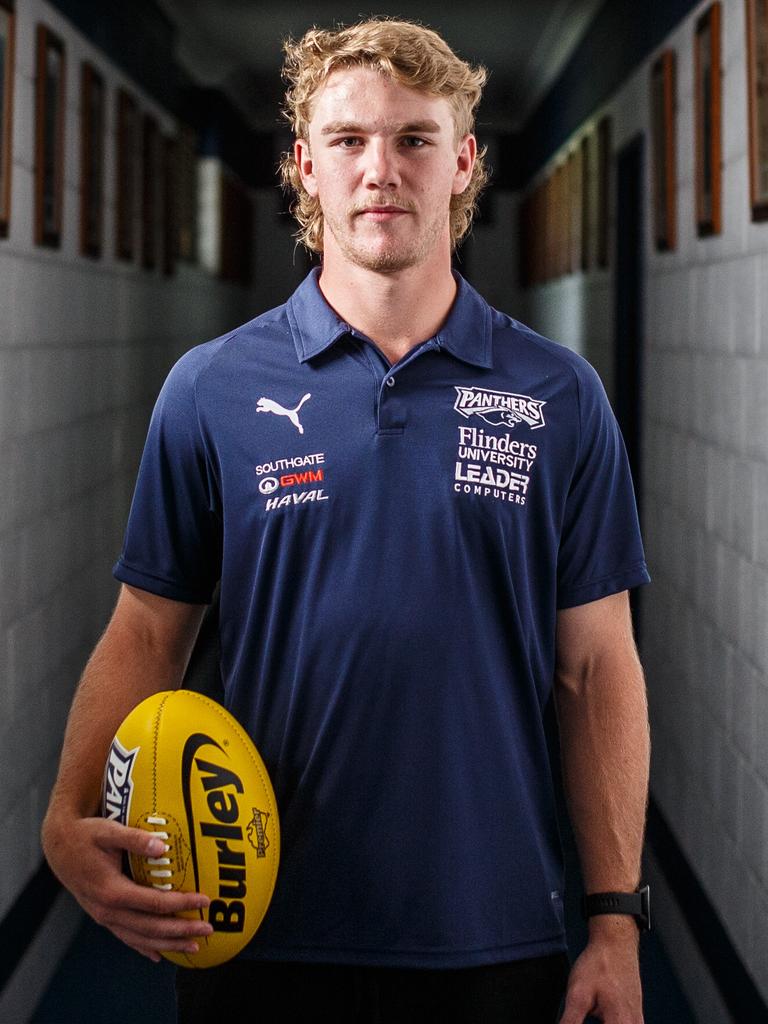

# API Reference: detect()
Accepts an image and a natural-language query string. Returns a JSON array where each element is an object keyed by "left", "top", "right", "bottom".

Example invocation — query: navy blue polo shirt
[{"left": 114, "top": 268, "right": 650, "bottom": 968}]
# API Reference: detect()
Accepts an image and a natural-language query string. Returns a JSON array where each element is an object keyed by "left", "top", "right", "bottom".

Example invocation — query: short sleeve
[
  {"left": 113, "top": 352, "right": 222, "bottom": 604},
  {"left": 556, "top": 361, "right": 650, "bottom": 609}
]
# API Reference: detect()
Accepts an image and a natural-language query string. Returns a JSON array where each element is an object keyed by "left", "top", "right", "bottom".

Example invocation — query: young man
[{"left": 42, "top": 19, "right": 651, "bottom": 1024}]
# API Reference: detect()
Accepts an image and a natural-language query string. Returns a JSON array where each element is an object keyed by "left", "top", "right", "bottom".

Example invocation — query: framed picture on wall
[
  {"left": 580, "top": 133, "right": 592, "bottom": 271},
  {"left": 695, "top": 2, "right": 722, "bottom": 236},
  {"left": 0, "top": 0, "right": 15, "bottom": 238},
  {"left": 162, "top": 134, "right": 176, "bottom": 276},
  {"left": 651, "top": 50, "right": 677, "bottom": 250},
  {"left": 80, "top": 61, "right": 104, "bottom": 258},
  {"left": 746, "top": 0, "right": 768, "bottom": 220},
  {"left": 555, "top": 162, "right": 566, "bottom": 278},
  {"left": 177, "top": 124, "right": 197, "bottom": 261},
  {"left": 116, "top": 88, "right": 137, "bottom": 260},
  {"left": 596, "top": 115, "right": 611, "bottom": 267},
  {"left": 568, "top": 147, "right": 582, "bottom": 273},
  {"left": 141, "top": 112, "right": 158, "bottom": 269},
  {"left": 34, "top": 24, "right": 65, "bottom": 247}
]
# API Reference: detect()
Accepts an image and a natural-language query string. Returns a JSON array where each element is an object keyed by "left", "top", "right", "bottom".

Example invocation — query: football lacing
[{"left": 146, "top": 815, "right": 173, "bottom": 889}]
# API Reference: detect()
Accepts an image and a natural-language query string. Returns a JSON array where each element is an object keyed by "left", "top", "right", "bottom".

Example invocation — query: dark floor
[{"left": 30, "top": 901, "right": 695, "bottom": 1024}]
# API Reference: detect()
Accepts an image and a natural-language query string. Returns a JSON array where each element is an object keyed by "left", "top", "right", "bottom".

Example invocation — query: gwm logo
[{"left": 453, "top": 386, "right": 546, "bottom": 430}]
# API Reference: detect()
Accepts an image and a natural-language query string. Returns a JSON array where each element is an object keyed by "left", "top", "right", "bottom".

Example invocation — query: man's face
[{"left": 295, "top": 66, "right": 476, "bottom": 273}]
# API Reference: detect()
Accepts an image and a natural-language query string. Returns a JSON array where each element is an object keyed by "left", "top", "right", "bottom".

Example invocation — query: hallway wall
[
  {"left": 519, "top": 0, "right": 768, "bottom": 1019},
  {"left": 0, "top": 2, "right": 303, "bottom": 1017}
]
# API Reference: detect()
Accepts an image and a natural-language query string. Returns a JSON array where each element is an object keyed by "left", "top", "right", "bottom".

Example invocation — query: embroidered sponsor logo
[
  {"left": 256, "top": 393, "right": 311, "bottom": 434},
  {"left": 453, "top": 425, "right": 541, "bottom": 507},
  {"left": 258, "top": 477, "right": 279, "bottom": 494},
  {"left": 453, "top": 386, "right": 546, "bottom": 430},
  {"left": 255, "top": 453, "right": 325, "bottom": 476},
  {"left": 265, "top": 488, "right": 329, "bottom": 512},
  {"left": 280, "top": 469, "right": 323, "bottom": 487}
]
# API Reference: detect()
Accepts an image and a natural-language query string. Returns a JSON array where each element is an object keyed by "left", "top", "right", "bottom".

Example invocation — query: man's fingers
[
  {"left": 92, "top": 817, "right": 170, "bottom": 859},
  {"left": 100, "top": 871, "right": 210, "bottom": 917},
  {"left": 112, "top": 923, "right": 205, "bottom": 957},
  {"left": 98, "top": 900, "right": 214, "bottom": 938},
  {"left": 559, "top": 985, "right": 594, "bottom": 1024}
]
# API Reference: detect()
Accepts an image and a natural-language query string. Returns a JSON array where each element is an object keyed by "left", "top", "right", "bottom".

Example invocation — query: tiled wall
[
  {"left": 0, "top": 2, "right": 303, "bottom": 1017},
  {"left": 520, "top": 0, "right": 768, "bottom": 1018}
]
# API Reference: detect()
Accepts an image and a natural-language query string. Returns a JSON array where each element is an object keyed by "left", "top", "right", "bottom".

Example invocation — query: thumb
[{"left": 95, "top": 819, "right": 167, "bottom": 859}]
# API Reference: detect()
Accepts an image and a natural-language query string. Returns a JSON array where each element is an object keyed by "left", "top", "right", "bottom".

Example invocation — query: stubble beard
[{"left": 323, "top": 201, "right": 449, "bottom": 274}]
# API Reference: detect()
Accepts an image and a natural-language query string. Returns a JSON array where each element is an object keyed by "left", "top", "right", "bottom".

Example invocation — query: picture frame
[
  {"left": 177, "top": 124, "right": 197, "bottom": 261},
  {"left": 115, "top": 88, "right": 137, "bottom": 260},
  {"left": 580, "top": 133, "right": 592, "bottom": 271},
  {"left": 80, "top": 61, "right": 104, "bottom": 258},
  {"left": 0, "top": 0, "right": 15, "bottom": 238},
  {"left": 559, "top": 159, "right": 570, "bottom": 277},
  {"left": 746, "top": 0, "right": 768, "bottom": 220},
  {"left": 548, "top": 172, "right": 561, "bottom": 282},
  {"left": 34, "top": 23, "right": 65, "bottom": 247},
  {"left": 162, "top": 133, "right": 176, "bottom": 276},
  {"left": 141, "top": 112, "right": 158, "bottom": 269},
  {"left": 596, "top": 115, "right": 611, "bottom": 267},
  {"left": 651, "top": 50, "right": 677, "bottom": 251},
  {"left": 694, "top": 2, "right": 722, "bottom": 236},
  {"left": 568, "top": 147, "right": 582, "bottom": 273}
]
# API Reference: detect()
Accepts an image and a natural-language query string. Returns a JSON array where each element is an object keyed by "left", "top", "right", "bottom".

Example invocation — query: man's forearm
[
  {"left": 44, "top": 585, "right": 206, "bottom": 829},
  {"left": 554, "top": 641, "right": 650, "bottom": 901}
]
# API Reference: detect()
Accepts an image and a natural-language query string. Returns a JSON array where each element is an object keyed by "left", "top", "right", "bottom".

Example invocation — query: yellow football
[{"left": 102, "top": 689, "right": 280, "bottom": 968}]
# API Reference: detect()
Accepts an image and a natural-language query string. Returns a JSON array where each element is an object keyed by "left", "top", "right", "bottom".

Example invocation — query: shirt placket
[{"left": 350, "top": 333, "right": 440, "bottom": 435}]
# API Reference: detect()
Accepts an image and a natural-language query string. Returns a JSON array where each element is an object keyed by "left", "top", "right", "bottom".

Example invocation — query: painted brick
[
  {"left": 715, "top": 833, "right": 756, "bottom": 974},
  {"left": 747, "top": 886, "right": 768, "bottom": 999},
  {"left": 718, "top": 741, "right": 743, "bottom": 843},
  {"left": 754, "top": 678, "right": 768, "bottom": 786},
  {"left": 729, "top": 650, "right": 759, "bottom": 761},
  {"left": 757, "top": 252, "right": 768, "bottom": 352},
  {"left": 741, "top": 768, "right": 768, "bottom": 886},
  {"left": 742, "top": 358, "right": 768, "bottom": 462}
]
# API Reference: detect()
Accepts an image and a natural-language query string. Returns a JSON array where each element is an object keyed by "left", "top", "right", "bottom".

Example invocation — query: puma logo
[{"left": 256, "top": 393, "right": 311, "bottom": 434}]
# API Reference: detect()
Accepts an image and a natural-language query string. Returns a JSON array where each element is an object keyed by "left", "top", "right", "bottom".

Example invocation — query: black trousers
[{"left": 175, "top": 952, "right": 570, "bottom": 1024}]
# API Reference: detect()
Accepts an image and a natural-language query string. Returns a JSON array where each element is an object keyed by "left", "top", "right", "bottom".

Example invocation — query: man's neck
[{"left": 317, "top": 256, "right": 458, "bottom": 366}]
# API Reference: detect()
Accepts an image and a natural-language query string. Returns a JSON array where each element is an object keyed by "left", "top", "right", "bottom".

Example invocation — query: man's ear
[
  {"left": 452, "top": 134, "right": 477, "bottom": 196},
  {"left": 295, "top": 139, "right": 318, "bottom": 197}
]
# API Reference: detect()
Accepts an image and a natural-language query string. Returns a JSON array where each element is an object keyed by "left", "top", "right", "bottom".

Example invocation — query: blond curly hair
[{"left": 279, "top": 19, "right": 489, "bottom": 253}]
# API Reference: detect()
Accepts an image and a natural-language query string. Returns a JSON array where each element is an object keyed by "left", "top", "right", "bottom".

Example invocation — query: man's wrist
[{"left": 587, "top": 912, "right": 641, "bottom": 946}]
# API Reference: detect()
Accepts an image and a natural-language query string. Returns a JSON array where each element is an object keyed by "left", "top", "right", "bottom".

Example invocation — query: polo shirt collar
[{"left": 287, "top": 267, "right": 494, "bottom": 369}]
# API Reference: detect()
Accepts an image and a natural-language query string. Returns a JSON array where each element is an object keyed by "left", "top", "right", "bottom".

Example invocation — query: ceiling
[{"left": 155, "top": 0, "right": 605, "bottom": 136}]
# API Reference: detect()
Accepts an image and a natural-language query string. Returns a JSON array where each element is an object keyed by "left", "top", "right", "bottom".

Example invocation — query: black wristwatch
[{"left": 581, "top": 884, "right": 651, "bottom": 931}]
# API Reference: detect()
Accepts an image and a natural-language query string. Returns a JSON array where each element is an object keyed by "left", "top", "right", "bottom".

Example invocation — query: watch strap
[{"left": 581, "top": 884, "right": 650, "bottom": 930}]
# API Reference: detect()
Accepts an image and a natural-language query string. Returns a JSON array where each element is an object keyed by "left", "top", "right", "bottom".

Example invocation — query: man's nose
[{"left": 362, "top": 139, "right": 402, "bottom": 189}]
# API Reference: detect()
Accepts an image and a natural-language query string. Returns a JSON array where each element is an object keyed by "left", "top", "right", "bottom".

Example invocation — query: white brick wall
[
  {"left": 0, "top": 3, "right": 305, "bottom": 1017},
  {"left": 519, "top": 0, "right": 768, "bottom": 1017}
]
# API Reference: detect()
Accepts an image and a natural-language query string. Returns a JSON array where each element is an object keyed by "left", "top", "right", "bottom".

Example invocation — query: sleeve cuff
[
  {"left": 556, "top": 561, "right": 651, "bottom": 610},
  {"left": 112, "top": 559, "right": 217, "bottom": 605}
]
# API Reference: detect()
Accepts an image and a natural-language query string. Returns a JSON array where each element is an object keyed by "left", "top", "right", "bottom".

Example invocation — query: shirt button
[{"left": 386, "top": 376, "right": 396, "bottom": 387}]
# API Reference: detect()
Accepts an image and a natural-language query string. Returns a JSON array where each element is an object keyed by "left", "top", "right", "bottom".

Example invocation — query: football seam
[{"left": 151, "top": 694, "right": 169, "bottom": 813}]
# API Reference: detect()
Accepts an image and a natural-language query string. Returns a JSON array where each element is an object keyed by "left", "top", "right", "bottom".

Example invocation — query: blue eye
[{"left": 401, "top": 136, "right": 427, "bottom": 147}]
